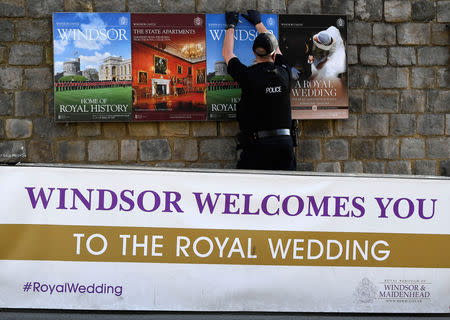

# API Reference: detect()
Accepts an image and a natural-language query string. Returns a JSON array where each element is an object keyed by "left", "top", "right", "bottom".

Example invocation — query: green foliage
[{"left": 58, "top": 75, "right": 88, "bottom": 82}]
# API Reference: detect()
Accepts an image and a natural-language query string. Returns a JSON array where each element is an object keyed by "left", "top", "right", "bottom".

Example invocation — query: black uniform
[{"left": 228, "top": 54, "right": 296, "bottom": 170}]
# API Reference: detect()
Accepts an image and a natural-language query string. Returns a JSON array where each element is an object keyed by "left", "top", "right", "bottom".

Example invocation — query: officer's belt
[{"left": 256, "top": 128, "right": 291, "bottom": 138}]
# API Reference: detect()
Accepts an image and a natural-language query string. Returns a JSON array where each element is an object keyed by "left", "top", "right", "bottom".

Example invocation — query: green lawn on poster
[
  {"left": 207, "top": 88, "right": 241, "bottom": 104},
  {"left": 55, "top": 87, "right": 131, "bottom": 107}
]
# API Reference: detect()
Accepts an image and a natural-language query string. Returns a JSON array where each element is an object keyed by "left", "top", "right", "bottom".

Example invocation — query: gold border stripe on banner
[{"left": 0, "top": 225, "right": 448, "bottom": 268}]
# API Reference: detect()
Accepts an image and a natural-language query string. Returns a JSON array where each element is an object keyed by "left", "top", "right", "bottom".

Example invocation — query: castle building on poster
[{"left": 99, "top": 56, "right": 132, "bottom": 81}]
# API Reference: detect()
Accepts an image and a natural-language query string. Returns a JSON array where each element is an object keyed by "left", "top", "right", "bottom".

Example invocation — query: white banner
[{"left": 0, "top": 165, "right": 449, "bottom": 312}]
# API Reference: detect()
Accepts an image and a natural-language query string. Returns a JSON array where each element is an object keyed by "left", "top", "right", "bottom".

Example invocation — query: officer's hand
[
  {"left": 291, "top": 67, "right": 300, "bottom": 80},
  {"left": 242, "top": 10, "right": 261, "bottom": 26},
  {"left": 225, "top": 11, "right": 239, "bottom": 29}
]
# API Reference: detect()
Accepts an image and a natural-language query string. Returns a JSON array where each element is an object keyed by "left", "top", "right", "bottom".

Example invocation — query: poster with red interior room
[{"left": 131, "top": 13, "right": 207, "bottom": 121}]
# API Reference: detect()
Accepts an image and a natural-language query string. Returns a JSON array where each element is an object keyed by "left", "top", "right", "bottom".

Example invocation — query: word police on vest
[{"left": 266, "top": 86, "right": 282, "bottom": 94}]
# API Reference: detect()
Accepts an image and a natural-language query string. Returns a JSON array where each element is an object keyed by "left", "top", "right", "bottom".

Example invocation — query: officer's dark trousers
[{"left": 237, "top": 135, "right": 296, "bottom": 171}]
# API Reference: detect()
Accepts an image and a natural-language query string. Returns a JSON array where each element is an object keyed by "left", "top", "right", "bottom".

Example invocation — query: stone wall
[{"left": 0, "top": 0, "right": 448, "bottom": 175}]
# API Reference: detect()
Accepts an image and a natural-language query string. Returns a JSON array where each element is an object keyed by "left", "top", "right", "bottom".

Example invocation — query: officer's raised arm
[
  {"left": 222, "top": 12, "right": 239, "bottom": 65},
  {"left": 242, "top": 10, "right": 282, "bottom": 55}
]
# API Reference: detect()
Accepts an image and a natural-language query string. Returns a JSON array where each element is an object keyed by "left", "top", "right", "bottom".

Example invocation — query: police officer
[{"left": 222, "top": 10, "right": 296, "bottom": 171}]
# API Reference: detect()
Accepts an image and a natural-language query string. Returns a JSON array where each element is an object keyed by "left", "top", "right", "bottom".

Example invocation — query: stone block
[
  {"left": 163, "top": 0, "right": 194, "bottom": 12},
  {"left": 347, "top": 22, "right": 372, "bottom": 44},
  {"left": 432, "top": 24, "right": 450, "bottom": 45},
  {"left": 192, "top": 122, "right": 217, "bottom": 137},
  {"left": 317, "top": 162, "right": 341, "bottom": 173},
  {"left": 365, "top": 161, "right": 385, "bottom": 174},
  {"left": 303, "top": 120, "right": 332, "bottom": 137},
  {"left": 190, "top": 162, "right": 221, "bottom": 169},
  {"left": 418, "top": 114, "right": 444, "bottom": 135},
  {"left": 297, "top": 139, "right": 322, "bottom": 161},
  {"left": 355, "top": 0, "right": 383, "bottom": 21},
  {"left": 28, "top": 140, "right": 53, "bottom": 162},
  {"left": 197, "top": 0, "right": 226, "bottom": 13},
  {"left": 411, "top": 68, "right": 435, "bottom": 88},
  {"left": 160, "top": 122, "right": 189, "bottom": 136},
  {"left": 140, "top": 139, "right": 171, "bottom": 161},
  {"left": 128, "top": 123, "right": 158, "bottom": 137},
  {"left": 335, "top": 114, "right": 357, "bottom": 136},
  {"left": 287, "top": 0, "right": 320, "bottom": 14},
  {"left": 34, "top": 118, "right": 76, "bottom": 139},
  {"left": 360, "top": 47, "right": 387, "bottom": 66},
  {"left": 88, "top": 140, "right": 118, "bottom": 162},
  {"left": 390, "top": 114, "right": 416, "bottom": 136},
  {"left": 5, "top": 119, "right": 33, "bottom": 139},
  {"left": 418, "top": 47, "right": 449, "bottom": 66},
  {"left": 373, "top": 23, "right": 396, "bottom": 45},
  {"left": 0, "top": 45, "right": 7, "bottom": 64},
  {"left": 347, "top": 45, "right": 358, "bottom": 65},
  {"left": 27, "top": 0, "right": 64, "bottom": 18},
  {"left": 173, "top": 138, "right": 198, "bottom": 161},
  {"left": 219, "top": 121, "right": 239, "bottom": 136},
  {"left": 17, "top": 20, "right": 51, "bottom": 41},
  {"left": 366, "top": 90, "right": 399, "bottom": 113},
  {"left": 385, "top": 1, "right": 411, "bottom": 22},
  {"left": 64, "top": 0, "right": 93, "bottom": 11},
  {"left": 376, "top": 138, "right": 399, "bottom": 159},
  {"left": 9, "top": 45, "right": 43, "bottom": 66},
  {"left": 0, "top": 141, "right": 26, "bottom": 163},
  {"left": 348, "top": 90, "right": 363, "bottom": 113},
  {"left": 0, "top": 21, "right": 14, "bottom": 41},
  {"left": 358, "top": 114, "right": 389, "bottom": 136},
  {"left": 348, "top": 66, "right": 376, "bottom": 88},
  {"left": 412, "top": 1, "right": 435, "bottom": 21},
  {"left": 0, "top": 67, "right": 22, "bottom": 90},
  {"left": 344, "top": 161, "right": 364, "bottom": 173},
  {"left": 447, "top": 115, "right": 450, "bottom": 135},
  {"left": 324, "top": 139, "right": 348, "bottom": 160},
  {"left": 25, "top": 68, "right": 52, "bottom": 90},
  {"left": 256, "top": 0, "right": 287, "bottom": 13},
  {"left": 440, "top": 160, "right": 450, "bottom": 177},
  {"left": 414, "top": 160, "right": 436, "bottom": 176},
  {"left": 351, "top": 138, "right": 375, "bottom": 160},
  {"left": 437, "top": 68, "right": 449, "bottom": 88},
  {"left": 322, "top": 0, "right": 354, "bottom": 18},
  {"left": 128, "top": 0, "right": 162, "bottom": 11},
  {"left": 0, "top": 93, "right": 13, "bottom": 115},
  {"left": 103, "top": 123, "right": 127, "bottom": 138},
  {"left": 397, "top": 23, "right": 430, "bottom": 45},
  {"left": 0, "top": 0, "right": 25, "bottom": 17},
  {"left": 437, "top": 1, "right": 450, "bottom": 22},
  {"left": 95, "top": 0, "right": 125, "bottom": 11},
  {"left": 427, "top": 137, "right": 450, "bottom": 158},
  {"left": 386, "top": 161, "right": 412, "bottom": 175},
  {"left": 389, "top": 47, "right": 416, "bottom": 66},
  {"left": 377, "top": 68, "right": 408, "bottom": 89},
  {"left": 15, "top": 91, "right": 44, "bottom": 116},
  {"left": 401, "top": 138, "right": 425, "bottom": 159},
  {"left": 57, "top": 141, "right": 85, "bottom": 161},
  {"left": 121, "top": 139, "right": 137, "bottom": 161},
  {"left": 77, "top": 123, "right": 101, "bottom": 137},
  {"left": 296, "top": 162, "right": 315, "bottom": 172},
  {"left": 400, "top": 90, "right": 426, "bottom": 113},
  {"left": 428, "top": 90, "right": 450, "bottom": 113},
  {"left": 199, "top": 138, "right": 236, "bottom": 161}
]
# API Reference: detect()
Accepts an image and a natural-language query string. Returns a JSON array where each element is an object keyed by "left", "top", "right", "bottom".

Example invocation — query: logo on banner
[
  {"left": 194, "top": 17, "right": 203, "bottom": 26},
  {"left": 119, "top": 16, "right": 128, "bottom": 26},
  {"left": 353, "top": 278, "right": 377, "bottom": 304}
]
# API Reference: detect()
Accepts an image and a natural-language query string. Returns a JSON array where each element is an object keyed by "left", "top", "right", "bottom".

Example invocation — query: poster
[
  {"left": 53, "top": 13, "right": 133, "bottom": 122},
  {"left": 131, "top": 14, "right": 207, "bottom": 121},
  {"left": 0, "top": 165, "right": 449, "bottom": 312},
  {"left": 206, "top": 14, "right": 278, "bottom": 120},
  {"left": 279, "top": 15, "right": 349, "bottom": 119}
]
